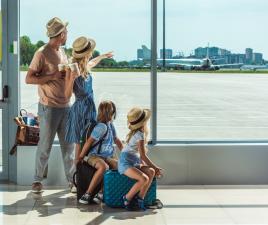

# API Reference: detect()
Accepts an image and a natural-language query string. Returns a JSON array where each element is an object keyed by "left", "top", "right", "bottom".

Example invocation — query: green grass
[
  {"left": 91, "top": 68, "right": 151, "bottom": 72},
  {"left": 20, "top": 66, "right": 268, "bottom": 74},
  {"left": 168, "top": 70, "right": 268, "bottom": 74}
]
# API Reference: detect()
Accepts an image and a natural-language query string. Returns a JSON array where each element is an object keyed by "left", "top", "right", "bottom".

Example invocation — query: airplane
[
  {"left": 157, "top": 57, "right": 243, "bottom": 71},
  {"left": 240, "top": 64, "right": 268, "bottom": 71},
  {"left": 157, "top": 44, "right": 243, "bottom": 71}
]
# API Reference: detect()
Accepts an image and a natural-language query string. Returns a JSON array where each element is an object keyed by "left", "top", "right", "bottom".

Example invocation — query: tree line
[{"left": 20, "top": 36, "right": 130, "bottom": 68}]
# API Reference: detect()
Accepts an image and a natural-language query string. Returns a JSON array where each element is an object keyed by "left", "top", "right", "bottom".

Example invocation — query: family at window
[{"left": 25, "top": 17, "right": 163, "bottom": 211}]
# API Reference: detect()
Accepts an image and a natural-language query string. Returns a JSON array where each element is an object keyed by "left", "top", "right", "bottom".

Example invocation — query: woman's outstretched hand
[{"left": 102, "top": 51, "right": 114, "bottom": 59}]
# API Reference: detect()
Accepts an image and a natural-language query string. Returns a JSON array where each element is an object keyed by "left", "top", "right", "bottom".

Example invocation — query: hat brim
[
  {"left": 129, "top": 109, "right": 151, "bottom": 130},
  {"left": 72, "top": 38, "right": 96, "bottom": 59},
  {"left": 47, "top": 21, "right": 69, "bottom": 38}
]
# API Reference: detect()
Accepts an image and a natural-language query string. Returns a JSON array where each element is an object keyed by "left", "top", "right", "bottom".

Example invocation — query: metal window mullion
[
  {"left": 0, "top": 0, "right": 9, "bottom": 180},
  {"left": 7, "top": 0, "right": 20, "bottom": 182},
  {"left": 151, "top": 0, "right": 157, "bottom": 144}
]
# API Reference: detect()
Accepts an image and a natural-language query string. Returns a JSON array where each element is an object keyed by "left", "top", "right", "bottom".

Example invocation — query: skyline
[
  {"left": 20, "top": 0, "right": 268, "bottom": 61},
  {"left": 141, "top": 45, "right": 266, "bottom": 59}
]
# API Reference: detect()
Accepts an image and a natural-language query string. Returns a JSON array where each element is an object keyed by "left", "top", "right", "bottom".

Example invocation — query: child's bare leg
[
  {"left": 86, "top": 159, "right": 108, "bottom": 194},
  {"left": 139, "top": 166, "right": 155, "bottom": 199},
  {"left": 124, "top": 167, "right": 149, "bottom": 201},
  {"left": 106, "top": 158, "right": 118, "bottom": 170}
]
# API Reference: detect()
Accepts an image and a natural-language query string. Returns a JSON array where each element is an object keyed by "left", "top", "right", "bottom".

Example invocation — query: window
[
  {"left": 157, "top": 0, "right": 268, "bottom": 141},
  {"left": 20, "top": 0, "right": 268, "bottom": 143},
  {"left": 20, "top": 0, "right": 150, "bottom": 140}
]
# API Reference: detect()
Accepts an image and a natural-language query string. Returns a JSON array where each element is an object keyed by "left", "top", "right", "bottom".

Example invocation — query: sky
[{"left": 20, "top": 0, "right": 268, "bottom": 61}]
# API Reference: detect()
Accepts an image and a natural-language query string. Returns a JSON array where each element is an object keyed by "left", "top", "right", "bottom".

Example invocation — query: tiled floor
[{"left": 1, "top": 184, "right": 268, "bottom": 225}]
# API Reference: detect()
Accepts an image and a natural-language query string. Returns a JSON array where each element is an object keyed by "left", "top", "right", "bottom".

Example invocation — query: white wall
[
  {"left": 148, "top": 144, "right": 268, "bottom": 185},
  {"left": 14, "top": 144, "right": 268, "bottom": 185}
]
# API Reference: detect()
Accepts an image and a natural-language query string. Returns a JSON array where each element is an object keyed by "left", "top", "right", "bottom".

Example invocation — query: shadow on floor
[{"left": 1, "top": 189, "right": 158, "bottom": 223}]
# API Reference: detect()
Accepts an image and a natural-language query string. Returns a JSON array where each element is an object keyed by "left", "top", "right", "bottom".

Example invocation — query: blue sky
[{"left": 20, "top": 0, "right": 268, "bottom": 61}]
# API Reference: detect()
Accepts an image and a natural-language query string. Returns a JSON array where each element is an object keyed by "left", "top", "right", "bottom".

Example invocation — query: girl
[
  {"left": 78, "top": 100, "right": 123, "bottom": 204},
  {"left": 118, "top": 107, "right": 163, "bottom": 210},
  {"left": 65, "top": 36, "right": 113, "bottom": 171}
]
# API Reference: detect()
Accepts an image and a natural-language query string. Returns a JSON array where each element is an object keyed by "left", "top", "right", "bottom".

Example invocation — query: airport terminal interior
[{"left": 1, "top": 0, "right": 268, "bottom": 224}]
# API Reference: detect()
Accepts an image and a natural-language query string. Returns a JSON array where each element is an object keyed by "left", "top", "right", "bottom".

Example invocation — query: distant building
[
  {"left": 225, "top": 54, "right": 245, "bottom": 64},
  {"left": 253, "top": 53, "right": 263, "bottom": 65},
  {"left": 194, "top": 47, "right": 230, "bottom": 58},
  {"left": 160, "top": 49, "right": 172, "bottom": 59},
  {"left": 137, "top": 45, "right": 151, "bottom": 60},
  {"left": 219, "top": 48, "right": 231, "bottom": 56},
  {"left": 194, "top": 47, "right": 207, "bottom": 58},
  {"left": 245, "top": 48, "right": 253, "bottom": 64}
]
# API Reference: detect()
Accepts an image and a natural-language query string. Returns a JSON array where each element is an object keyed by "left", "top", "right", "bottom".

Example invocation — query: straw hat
[
  {"left": 72, "top": 36, "right": 96, "bottom": 59},
  {"left": 46, "top": 17, "right": 68, "bottom": 38},
  {"left": 127, "top": 107, "right": 151, "bottom": 130}
]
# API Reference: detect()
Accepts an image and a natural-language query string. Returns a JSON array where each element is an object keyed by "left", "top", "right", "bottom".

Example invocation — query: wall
[{"left": 14, "top": 144, "right": 268, "bottom": 185}]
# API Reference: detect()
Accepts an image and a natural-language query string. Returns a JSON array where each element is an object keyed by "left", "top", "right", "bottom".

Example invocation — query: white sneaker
[
  {"left": 69, "top": 183, "right": 77, "bottom": 193},
  {"left": 79, "top": 193, "right": 91, "bottom": 204}
]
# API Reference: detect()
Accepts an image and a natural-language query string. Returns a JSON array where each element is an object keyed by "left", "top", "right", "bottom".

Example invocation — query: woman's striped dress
[{"left": 65, "top": 74, "right": 97, "bottom": 144}]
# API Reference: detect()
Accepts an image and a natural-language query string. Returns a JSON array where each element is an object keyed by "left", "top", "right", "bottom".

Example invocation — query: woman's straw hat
[
  {"left": 46, "top": 17, "right": 68, "bottom": 38},
  {"left": 72, "top": 36, "right": 96, "bottom": 59},
  {"left": 127, "top": 107, "right": 151, "bottom": 130}
]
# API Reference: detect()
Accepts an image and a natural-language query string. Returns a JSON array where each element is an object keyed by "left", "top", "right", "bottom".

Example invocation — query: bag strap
[
  {"left": 73, "top": 171, "right": 78, "bottom": 187},
  {"left": 97, "top": 125, "right": 109, "bottom": 154},
  {"left": 20, "top": 109, "right": 28, "bottom": 117},
  {"left": 85, "top": 123, "right": 108, "bottom": 156},
  {"left": 9, "top": 144, "right": 18, "bottom": 155}
]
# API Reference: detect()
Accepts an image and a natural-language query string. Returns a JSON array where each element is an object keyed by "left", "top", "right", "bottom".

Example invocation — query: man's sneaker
[
  {"left": 79, "top": 193, "right": 91, "bottom": 205},
  {"left": 31, "top": 182, "right": 43, "bottom": 193},
  {"left": 69, "top": 183, "right": 77, "bottom": 193}
]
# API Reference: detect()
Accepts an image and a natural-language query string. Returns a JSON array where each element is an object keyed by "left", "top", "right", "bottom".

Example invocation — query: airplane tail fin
[{"left": 206, "top": 42, "right": 210, "bottom": 59}]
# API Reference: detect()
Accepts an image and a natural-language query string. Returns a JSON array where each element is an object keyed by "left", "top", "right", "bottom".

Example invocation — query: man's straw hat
[{"left": 46, "top": 17, "right": 68, "bottom": 38}]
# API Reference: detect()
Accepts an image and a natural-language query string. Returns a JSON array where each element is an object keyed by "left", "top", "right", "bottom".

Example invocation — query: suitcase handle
[{"left": 73, "top": 171, "right": 78, "bottom": 188}]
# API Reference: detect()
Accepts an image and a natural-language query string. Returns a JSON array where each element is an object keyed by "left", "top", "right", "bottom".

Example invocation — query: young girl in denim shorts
[
  {"left": 118, "top": 107, "right": 163, "bottom": 210},
  {"left": 78, "top": 100, "right": 123, "bottom": 204}
]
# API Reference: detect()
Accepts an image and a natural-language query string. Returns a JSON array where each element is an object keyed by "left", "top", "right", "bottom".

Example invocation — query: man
[{"left": 26, "top": 17, "right": 77, "bottom": 193}]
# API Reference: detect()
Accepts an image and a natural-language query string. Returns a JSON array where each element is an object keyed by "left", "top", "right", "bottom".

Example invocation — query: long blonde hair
[
  {"left": 126, "top": 122, "right": 149, "bottom": 144},
  {"left": 72, "top": 53, "right": 92, "bottom": 79}
]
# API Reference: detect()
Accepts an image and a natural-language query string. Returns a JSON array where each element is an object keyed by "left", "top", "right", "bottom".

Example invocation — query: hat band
[
  {"left": 130, "top": 111, "right": 146, "bottom": 125},
  {"left": 74, "top": 42, "right": 92, "bottom": 54}
]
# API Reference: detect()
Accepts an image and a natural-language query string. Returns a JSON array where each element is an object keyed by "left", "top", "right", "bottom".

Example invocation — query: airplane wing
[
  {"left": 240, "top": 65, "right": 268, "bottom": 71},
  {"left": 214, "top": 63, "right": 244, "bottom": 68}
]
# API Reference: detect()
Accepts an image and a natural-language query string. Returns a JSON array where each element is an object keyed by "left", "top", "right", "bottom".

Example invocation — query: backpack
[{"left": 73, "top": 121, "right": 108, "bottom": 201}]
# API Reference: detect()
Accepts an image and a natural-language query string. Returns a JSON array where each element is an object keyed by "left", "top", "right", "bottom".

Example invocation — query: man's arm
[
  {"left": 64, "top": 69, "right": 79, "bottom": 98},
  {"left": 25, "top": 69, "right": 63, "bottom": 85}
]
